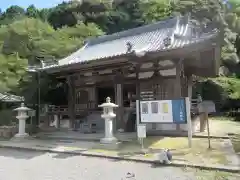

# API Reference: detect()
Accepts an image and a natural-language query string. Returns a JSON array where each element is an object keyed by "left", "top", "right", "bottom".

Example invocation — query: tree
[
  {"left": 48, "top": 2, "right": 79, "bottom": 29},
  {"left": 26, "top": 5, "right": 39, "bottom": 18},
  {"left": 0, "top": 53, "right": 27, "bottom": 92},
  {"left": 5, "top": 5, "right": 25, "bottom": 18},
  {"left": 142, "top": 0, "right": 172, "bottom": 23},
  {"left": 33, "top": 22, "right": 103, "bottom": 60},
  {"left": 113, "top": 0, "right": 145, "bottom": 29},
  {"left": 0, "top": 5, "right": 26, "bottom": 25},
  {"left": 39, "top": 8, "right": 51, "bottom": 22},
  {"left": 0, "top": 16, "right": 103, "bottom": 102}
]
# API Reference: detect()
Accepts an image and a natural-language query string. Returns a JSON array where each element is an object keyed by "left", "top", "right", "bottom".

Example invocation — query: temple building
[{"left": 40, "top": 14, "right": 222, "bottom": 133}]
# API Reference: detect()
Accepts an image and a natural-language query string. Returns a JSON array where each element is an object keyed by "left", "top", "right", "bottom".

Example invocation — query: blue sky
[{"left": 0, "top": 0, "right": 69, "bottom": 11}]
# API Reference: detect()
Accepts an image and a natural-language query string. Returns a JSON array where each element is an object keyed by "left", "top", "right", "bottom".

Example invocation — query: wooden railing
[
  {"left": 47, "top": 99, "right": 200, "bottom": 115},
  {"left": 47, "top": 101, "right": 97, "bottom": 115},
  {"left": 48, "top": 105, "right": 68, "bottom": 114}
]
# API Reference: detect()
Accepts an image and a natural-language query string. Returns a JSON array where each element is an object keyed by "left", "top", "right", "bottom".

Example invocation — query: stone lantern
[
  {"left": 98, "top": 97, "right": 119, "bottom": 144},
  {"left": 14, "top": 103, "right": 31, "bottom": 138}
]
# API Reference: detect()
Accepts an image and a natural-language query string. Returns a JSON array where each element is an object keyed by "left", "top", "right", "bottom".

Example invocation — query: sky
[{"left": 0, "top": 0, "right": 70, "bottom": 11}]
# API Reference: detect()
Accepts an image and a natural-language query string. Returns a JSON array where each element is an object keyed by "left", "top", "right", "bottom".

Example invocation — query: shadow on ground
[
  {"left": 52, "top": 153, "right": 79, "bottom": 159},
  {"left": 0, "top": 148, "right": 45, "bottom": 159}
]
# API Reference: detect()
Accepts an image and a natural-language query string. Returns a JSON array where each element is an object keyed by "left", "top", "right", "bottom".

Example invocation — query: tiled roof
[
  {"left": 44, "top": 15, "right": 219, "bottom": 70},
  {"left": 0, "top": 93, "right": 24, "bottom": 102}
]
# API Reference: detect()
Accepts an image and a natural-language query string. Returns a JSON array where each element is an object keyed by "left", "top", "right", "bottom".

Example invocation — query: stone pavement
[{"left": 0, "top": 138, "right": 239, "bottom": 173}]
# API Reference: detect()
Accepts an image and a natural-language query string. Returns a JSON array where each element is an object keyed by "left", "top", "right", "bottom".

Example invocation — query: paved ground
[
  {"left": 0, "top": 148, "right": 239, "bottom": 180},
  {"left": 0, "top": 148, "right": 200, "bottom": 180}
]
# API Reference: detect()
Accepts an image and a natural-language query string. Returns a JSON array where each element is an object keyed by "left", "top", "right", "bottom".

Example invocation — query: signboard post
[
  {"left": 185, "top": 97, "right": 192, "bottom": 148},
  {"left": 137, "top": 124, "right": 146, "bottom": 150},
  {"left": 198, "top": 100, "right": 216, "bottom": 149},
  {"left": 136, "top": 100, "right": 146, "bottom": 151}
]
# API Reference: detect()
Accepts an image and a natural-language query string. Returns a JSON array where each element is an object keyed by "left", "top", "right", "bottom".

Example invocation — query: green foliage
[
  {"left": 0, "top": 0, "right": 239, "bottom": 106},
  {"left": 193, "top": 77, "right": 240, "bottom": 109},
  {"left": 0, "top": 13, "right": 102, "bottom": 99},
  {"left": 26, "top": 5, "right": 40, "bottom": 19},
  {"left": 48, "top": 1, "right": 79, "bottom": 29},
  {"left": 141, "top": 0, "right": 172, "bottom": 23},
  {"left": 0, "top": 5, "right": 25, "bottom": 25},
  {"left": 0, "top": 53, "right": 27, "bottom": 92},
  {"left": 211, "top": 77, "right": 240, "bottom": 99}
]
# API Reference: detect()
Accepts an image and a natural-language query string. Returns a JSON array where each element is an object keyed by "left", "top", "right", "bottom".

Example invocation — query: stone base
[
  {"left": 99, "top": 137, "right": 121, "bottom": 150},
  {"left": 11, "top": 133, "right": 32, "bottom": 142},
  {"left": 100, "top": 137, "right": 118, "bottom": 144},
  {"left": 14, "top": 133, "right": 29, "bottom": 138}
]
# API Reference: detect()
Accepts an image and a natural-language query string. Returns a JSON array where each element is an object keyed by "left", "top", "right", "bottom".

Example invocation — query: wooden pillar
[
  {"left": 67, "top": 76, "right": 75, "bottom": 129},
  {"left": 187, "top": 75, "right": 193, "bottom": 103},
  {"left": 114, "top": 69, "right": 124, "bottom": 132},
  {"left": 175, "top": 59, "right": 184, "bottom": 131},
  {"left": 135, "top": 65, "right": 141, "bottom": 131},
  {"left": 152, "top": 61, "right": 161, "bottom": 130},
  {"left": 91, "top": 72, "right": 98, "bottom": 109}
]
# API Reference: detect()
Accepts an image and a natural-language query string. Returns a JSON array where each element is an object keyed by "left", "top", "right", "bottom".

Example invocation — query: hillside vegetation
[{"left": 0, "top": 0, "right": 239, "bottom": 110}]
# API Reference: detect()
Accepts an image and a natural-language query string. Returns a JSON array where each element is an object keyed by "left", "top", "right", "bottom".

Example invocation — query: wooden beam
[
  {"left": 55, "top": 59, "right": 176, "bottom": 79},
  {"left": 70, "top": 64, "right": 176, "bottom": 81},
  {"left": 136, "top": 64, "right": 141, "bottom": 100},
  {"left": 50, "top": 61, "right": 131, "bottom": 77}
]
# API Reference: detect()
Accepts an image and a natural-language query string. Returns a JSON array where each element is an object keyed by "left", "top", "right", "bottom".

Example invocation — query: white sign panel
[
  {"left": 140, "top": 100, "right": 173, "bottom": 123},
  {"left": 137, "top": 124, "right": 146, "bottom": 138}
]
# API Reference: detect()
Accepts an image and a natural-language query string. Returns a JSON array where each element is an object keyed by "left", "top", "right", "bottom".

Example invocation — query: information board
[
  {"left": 197, "top": 100, "right": 216, "bottom": 113},
  {"left": 140, "top": 99, "right": 187, "bottom": 124}
]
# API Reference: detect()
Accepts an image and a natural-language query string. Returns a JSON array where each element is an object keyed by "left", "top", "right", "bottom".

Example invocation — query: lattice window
[
  {"left": 152, "top": 82, "right": 168, "bottom": 100},
  {"left": 75, "top": 89, "right": 89, "bottom": 110},
  {"left": 140, "top": 79, "right": 170, "bottom": 101}
]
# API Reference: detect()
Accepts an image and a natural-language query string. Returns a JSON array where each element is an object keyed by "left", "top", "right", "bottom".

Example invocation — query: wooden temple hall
[{"left": 40, "top": 15, "right": 222, "bottom": 133}]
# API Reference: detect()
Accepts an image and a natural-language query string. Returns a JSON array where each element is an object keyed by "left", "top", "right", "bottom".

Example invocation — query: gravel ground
[{"left": 0, "top": 148, "right": 237, "bottom": 180}]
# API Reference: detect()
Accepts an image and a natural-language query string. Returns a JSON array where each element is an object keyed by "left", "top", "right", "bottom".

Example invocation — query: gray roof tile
[
  {"left": 44, "top": 15, "right": 219, "bottom": 69},
  {"left": 0, "top": 93, "right": 24, "bottom": 102}
]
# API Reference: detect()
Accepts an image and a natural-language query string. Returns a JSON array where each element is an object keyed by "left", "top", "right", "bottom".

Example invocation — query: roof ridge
[{"left": 86, "top": 16, "right": 180, "bottom": 47}]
